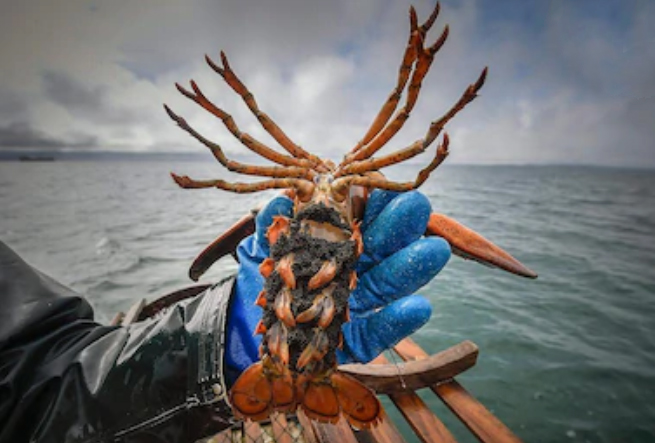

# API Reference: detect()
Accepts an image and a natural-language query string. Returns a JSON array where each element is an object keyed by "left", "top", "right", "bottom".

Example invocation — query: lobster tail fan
[
  {"left": 294, "top": 371, "right": 382, "bottom": 428},
  {"left": 231, "top": 361, "right": 298, "bottom": 419},
  {"left": 295, "top": 374, "right": 341, "bottom": 424},
  {"left": 331, "top": 371, "right": 382, "bottom": 429},
  {"left": 229, "top": 362, "right": 272, "bottom": 421},
  {"left": 270, "top": 367, "right": 297, "bottom": 412}
]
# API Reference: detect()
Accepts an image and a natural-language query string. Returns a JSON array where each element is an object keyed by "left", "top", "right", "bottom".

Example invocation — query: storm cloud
[{"left": 0, "top": 0, "right": 653, "bottom": 166}]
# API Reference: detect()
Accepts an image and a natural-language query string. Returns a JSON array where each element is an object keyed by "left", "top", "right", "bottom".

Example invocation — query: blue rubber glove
[{"left": 224, "top": 190, "right": 451, "bottom": 383}]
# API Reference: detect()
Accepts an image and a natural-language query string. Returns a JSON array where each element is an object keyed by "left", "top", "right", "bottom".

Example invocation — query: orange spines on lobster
[{"left": 266, "top": 215, "right": 291, "bottom": 246}]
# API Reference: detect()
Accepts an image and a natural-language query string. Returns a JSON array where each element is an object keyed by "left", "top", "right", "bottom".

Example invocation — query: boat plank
[
  {"left": 355, "top": 410, "right": 408, "bottom": 443},
  {"left": 389, "top": 391, "right": 458, "bottom": 443},
  {"left": 376, "top": 354, "right": 457, "bottom": 443},
  {"left": 394, "top": 338, "right": 522, "bottom": 443},
  {"left": 340, "top": 341, "right": 478, "bottom": 394},
  {"left": 308, "top": 416, "right": 359, "bottom": 443},
  {"left": 434, "top": 380, "right": 522, "bottom": 443}
]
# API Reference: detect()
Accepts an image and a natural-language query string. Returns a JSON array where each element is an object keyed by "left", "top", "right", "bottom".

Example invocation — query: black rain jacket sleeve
[{"left": 0, "top": 241, "right": 235, "bottom": 443}]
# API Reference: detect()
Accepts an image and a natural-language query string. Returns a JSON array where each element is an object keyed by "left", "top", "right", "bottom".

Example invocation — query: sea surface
[{"left": 1, "top": 160, "right": 654, "bottom": 442}]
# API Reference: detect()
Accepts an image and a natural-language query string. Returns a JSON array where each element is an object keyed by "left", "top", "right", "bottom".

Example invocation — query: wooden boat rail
[{"left": 113, "top": 293, "right": 522, "bottom": 443}]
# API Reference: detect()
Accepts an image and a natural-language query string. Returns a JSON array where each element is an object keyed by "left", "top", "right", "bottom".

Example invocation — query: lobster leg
[
  {"left": 350, "top": 221, "right": 364, "bottom": 256},
  {"left": 347, "top": 24, "right": 450, "bottom": 163},
  {"left": 295, "top": 295, "right": 324, "bottom": 324},
  {"left": 349, "top": 271, "right": 358, "bottom": 290},
  {"left": 426, "top": 213, "right": 537, "bottom": 278},
  {"left": 348, "top": 2, "right": 445, "bottom": 159},
  {"left": 206, "top": 52, "right": 328, "bottom": 171},
  {"left": 336, "top": 65, "right": 487, "bottom": 178},
  {"left": 164, "top": 105, "right": 314, "bottom": 180},
  {"left": 172, "top": 82, "right": 314, "bottom": 169},
  {"left": 335, "top": 132, "right": 450, "bottom": 184},
  {"left": 349, "top": 6, "right": 422, "bottom": 154},
  {"left": 267, "top": 322, "right": 290, "bottom": 365},
  {"left": 170, "top": 173, "right": 314, "bottom": 199}
]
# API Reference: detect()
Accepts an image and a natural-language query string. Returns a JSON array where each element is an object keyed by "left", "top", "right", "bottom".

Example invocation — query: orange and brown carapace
[{"left": 164, "top": 1, "right": 536, "bottom": 429}]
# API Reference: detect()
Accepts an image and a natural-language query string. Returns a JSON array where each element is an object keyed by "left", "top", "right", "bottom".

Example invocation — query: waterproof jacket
[{"left": 0, "top": 241, "right": 234, "bottom": 443}]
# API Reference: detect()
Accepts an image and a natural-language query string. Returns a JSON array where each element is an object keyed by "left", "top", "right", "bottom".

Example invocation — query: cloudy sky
[{"left": 1, "top": 0, "right": 654, "bottom": 167}]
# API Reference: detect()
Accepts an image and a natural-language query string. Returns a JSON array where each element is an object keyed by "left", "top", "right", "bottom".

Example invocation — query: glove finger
[
  {"left": 351, "top": 237, "right": 450, "bottom": 312},
  {"left": 338, "top": 295, "right": 432, "bottom": 363},
  {"left": 361, "top": 191, "right": 432, "bottom": 266},
  {"left": 255, "top": 195, "right": 294, "bottom": 254},
  {"left": 360, "top": 189, "right": 400, "bottom": 232}
]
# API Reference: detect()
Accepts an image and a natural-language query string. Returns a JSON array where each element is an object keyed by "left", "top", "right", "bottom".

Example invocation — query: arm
[{"left": 0, "top": 241, "right": 234, "bottom": 443}]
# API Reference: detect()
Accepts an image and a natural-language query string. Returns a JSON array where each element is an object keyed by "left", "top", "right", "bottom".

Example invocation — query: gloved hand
[{"left": 224, "top": 190, "right": 451, "bottom": 383}]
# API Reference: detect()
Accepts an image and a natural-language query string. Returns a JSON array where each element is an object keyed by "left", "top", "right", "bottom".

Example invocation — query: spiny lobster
[{"left": 164, "top": 2, "right": 537, "bottom": 429}]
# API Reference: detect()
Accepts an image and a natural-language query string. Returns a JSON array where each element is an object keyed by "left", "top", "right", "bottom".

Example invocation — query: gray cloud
[
  {"left": 42, "top": 70, "right": 106, "bottom": 116},
  {"left": 0, "top": 121, "right": 66, "bottom": 148},
  {"left": 41, "top": 70, "right": 144, "bottom": 127},
  {"left": 0, "top": 121, "right": 97, "bottom": 149},
  {"left": 0, "top": 0, "right": 653, "bottom": 166}
]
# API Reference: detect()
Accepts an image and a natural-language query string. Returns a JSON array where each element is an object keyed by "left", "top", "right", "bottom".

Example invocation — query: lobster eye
[{"left": 313, "top": 174, "right": 335, "bottom": 184}]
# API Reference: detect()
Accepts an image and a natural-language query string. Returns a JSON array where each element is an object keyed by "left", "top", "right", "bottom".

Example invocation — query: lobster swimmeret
[{"left": 164, "top": 2, "right": 537, "bottom": 428}]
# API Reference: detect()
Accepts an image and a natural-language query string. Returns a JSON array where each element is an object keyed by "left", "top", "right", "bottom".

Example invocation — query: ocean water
[{"left": 1, "top": 160, "right": 654, "bottom": 442}]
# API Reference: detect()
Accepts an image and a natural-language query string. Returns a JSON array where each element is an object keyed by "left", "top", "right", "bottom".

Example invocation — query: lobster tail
[
  {"left": 270, "top": 366, "right": 296, "bottom": 412},
  {"left": 296, "top": 373, "right": 341, "bottom": 424},
  {"left": 331, "top": 371, "right": 382, "bottom": 429},
  {"left": 229, "top": 200, "right": 377, "bottom": 426},
  {"left": 229, "top": 362, "right": 272, "bottom": 421},
  {"left": 294, "top": 370, "right": 382, "bottom": 428},
  {"left": 230, "top": 359, "right": 298, "bottom": 420}
]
